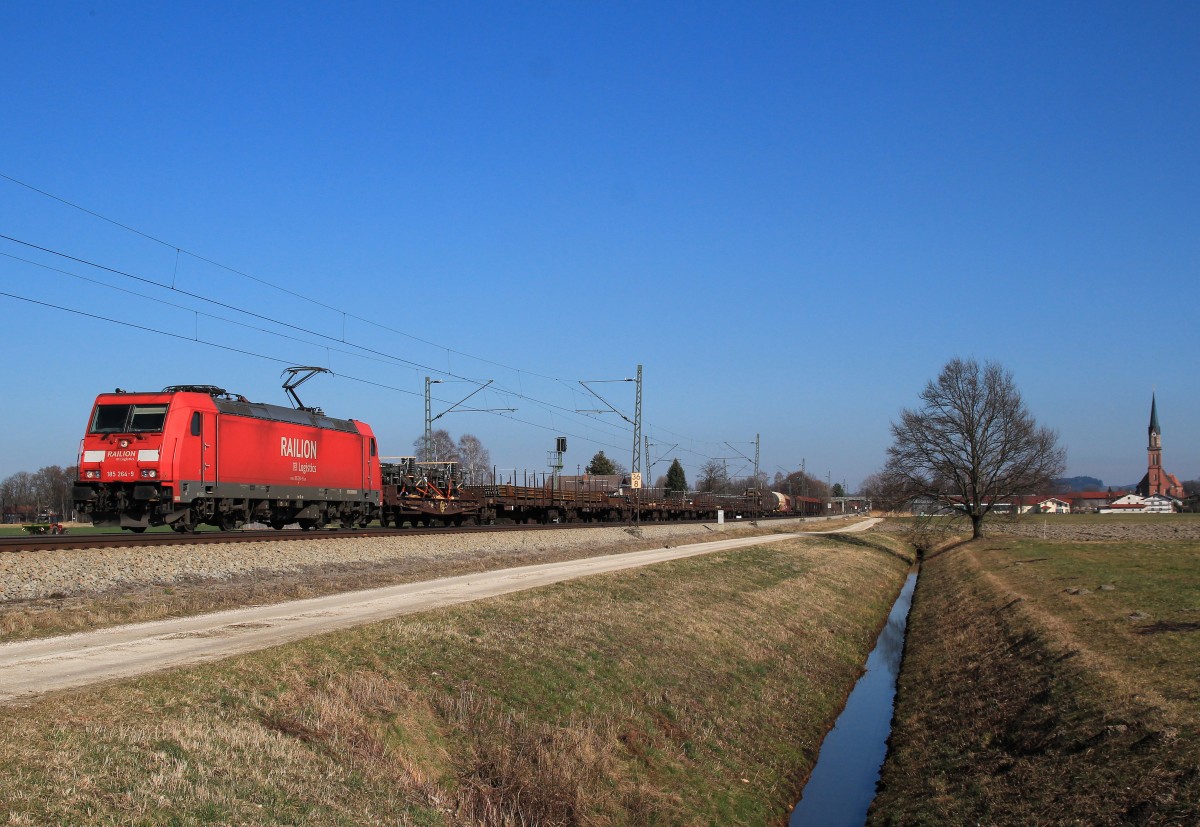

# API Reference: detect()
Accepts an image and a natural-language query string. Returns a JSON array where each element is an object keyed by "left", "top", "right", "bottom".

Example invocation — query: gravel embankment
[{"left": 0, "top": 520, "right": 811, "bottom": 603}]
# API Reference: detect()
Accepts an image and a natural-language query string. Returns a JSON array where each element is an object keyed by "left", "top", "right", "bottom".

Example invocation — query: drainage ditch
[{"left": 789, "top": 570, "right": 918, "bottom": 826}]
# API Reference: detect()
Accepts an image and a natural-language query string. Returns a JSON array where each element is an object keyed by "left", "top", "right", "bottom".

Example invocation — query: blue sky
[{"left": 2, "top": 2, "right": 1197, "bottom": 490}]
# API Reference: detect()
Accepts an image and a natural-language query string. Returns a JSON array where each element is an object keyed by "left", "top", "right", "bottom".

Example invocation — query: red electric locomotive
[{"left": 73, "top": 379, "right": 381, "bottom": 532}]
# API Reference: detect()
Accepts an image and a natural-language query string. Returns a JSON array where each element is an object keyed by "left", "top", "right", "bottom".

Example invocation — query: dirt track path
[{"left": 0, "top": 520, "right": 878, "bottom": 704}]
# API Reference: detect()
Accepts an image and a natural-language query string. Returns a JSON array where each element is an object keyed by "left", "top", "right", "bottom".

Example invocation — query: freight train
[{"left": 73, "top": 382, "right": 823, "bottom": 532}]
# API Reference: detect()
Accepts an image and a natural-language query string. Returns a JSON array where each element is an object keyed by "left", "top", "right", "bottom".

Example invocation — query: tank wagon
[
  {"left": 73, "top": 385, "right": 381, "bottom": 532},
  {"left": 764, "top": 491, "right": 825, "bottom": 518}
]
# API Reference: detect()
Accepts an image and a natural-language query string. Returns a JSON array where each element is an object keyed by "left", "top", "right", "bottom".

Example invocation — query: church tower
[{"left": 1137, "top": 393, "right": 1183, "bottom": 498}]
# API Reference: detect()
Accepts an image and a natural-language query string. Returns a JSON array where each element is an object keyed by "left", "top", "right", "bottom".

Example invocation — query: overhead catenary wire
[
  {"left": 0, "top": 287, "right": 638, "bottom": 458},
  {"left": 0, "top": 170, "right": 566, "bottom": 382},
  {"left": 0, "top": 172, "right": 768, "bottom": 473},
  {"left": 0, "top": 232, "right": 641, "bottom": 448},
  {"left": 0, "top": 241, "right": 720, "bottom": 474}
]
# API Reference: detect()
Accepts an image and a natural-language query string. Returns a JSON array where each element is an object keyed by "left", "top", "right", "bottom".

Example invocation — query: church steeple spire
[
  {"left": 1148, "top": 393, "right": 1162, "bottom": 454},
  {"left": 1138, "top": 391, "right": 1182, "bottom": 499}
]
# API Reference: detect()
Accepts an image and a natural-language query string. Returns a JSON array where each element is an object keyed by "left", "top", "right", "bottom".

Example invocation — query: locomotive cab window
[
  {"left": 129, "top": 405, "right": 168, "bottom": 432},
  {"left": 91, "top": 404, "right": 131, "bottom": 433},
  {"left": 89, "top": 403, "right": 169, "bottom": 434},
  {"left": 190, "top": 411, "right": 202, "bottom": 436}
]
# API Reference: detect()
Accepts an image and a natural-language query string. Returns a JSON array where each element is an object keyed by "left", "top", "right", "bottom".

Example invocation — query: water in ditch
[{"left": 789, "top": 570, "right": 918, "bottom": 827}]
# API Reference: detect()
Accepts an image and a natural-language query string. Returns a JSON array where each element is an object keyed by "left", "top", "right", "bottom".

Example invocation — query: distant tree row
[
  {"left": 771, "top": 469, "right": 832, "bottom": 500},
  {"left": 1, "top": 465, "right": 77, "bottom": 521}
]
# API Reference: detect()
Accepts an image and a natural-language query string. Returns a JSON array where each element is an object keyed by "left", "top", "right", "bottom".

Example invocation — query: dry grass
[
  {"left": 869, "top": 536, "right": 1200, "bottom": 826},
  {"left": 0, "top": 531, "right": 911, "bottom": 826}
]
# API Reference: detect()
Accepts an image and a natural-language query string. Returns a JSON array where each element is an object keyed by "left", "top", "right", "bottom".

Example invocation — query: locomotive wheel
[{"left": 128, "top": 527, "right": 147, "bottom": 533}]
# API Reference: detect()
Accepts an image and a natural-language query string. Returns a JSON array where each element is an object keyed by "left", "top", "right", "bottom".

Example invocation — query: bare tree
[
  {"left": 412, "top": 429, "right": 460, "bottom": 464},
  {"left": 456, "top": 434, "right": 491, "bottom": 484},
  {"left": 697, "top": 459, "right": 729, "bottom": 494},
  {"left": 859, "top": 470, "right": 913, "bottom": 514},
  {"left": 885, "top": 358, "right": 1065, "bottom": 539},
  {"left": 33, "top": 465, "right": 75, "bottom": 518},
  {"left": 777, "top": 470, "right": 828, "bottom": 500}
]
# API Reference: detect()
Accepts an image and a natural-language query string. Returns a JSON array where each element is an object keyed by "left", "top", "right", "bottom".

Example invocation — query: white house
[
  {"left": 1099, "top": 494, "right": 1146, "bottom": 513},
  {"left": 1142, "top": 494, "right": 1180, "bottom": 513},
  {"left": 1098, "top": 494, "right": 1179, "bottom": 514},
  {"left": 1020, "top": 497, "right": 1071, "bottom": 514}
]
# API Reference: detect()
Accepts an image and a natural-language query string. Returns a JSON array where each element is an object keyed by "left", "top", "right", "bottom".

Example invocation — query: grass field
[
  {"left": 1028, "top": 511, "right": 1200, "bottom": 525},
  {"left": 870, "top": 534, "right": 1200, "bottom": 826},
  {"left": 0, "top": 532, "right": 913, "bottom": 826}
]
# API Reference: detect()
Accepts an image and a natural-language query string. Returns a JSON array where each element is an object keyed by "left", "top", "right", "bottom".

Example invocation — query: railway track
[{"left": 0, "top": 518, "right": 736, "bottom": 554}]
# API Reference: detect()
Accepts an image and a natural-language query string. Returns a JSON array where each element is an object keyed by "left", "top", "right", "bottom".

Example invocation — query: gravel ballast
[{"left": 0, "top": 521, "right": 813, "bottom": 603}]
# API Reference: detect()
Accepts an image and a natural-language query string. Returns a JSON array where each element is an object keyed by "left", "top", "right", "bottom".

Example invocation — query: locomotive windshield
[{"left": 90, "top": 404, "right": 169, "bottom": 434}]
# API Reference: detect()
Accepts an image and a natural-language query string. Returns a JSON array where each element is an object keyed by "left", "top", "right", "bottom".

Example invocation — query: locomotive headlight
[
  {"left": 140, "top": 469, "right": 157, "bottom": 478},
  {"left": 85, "top": 470, "right": 100, "bottom": 479}
]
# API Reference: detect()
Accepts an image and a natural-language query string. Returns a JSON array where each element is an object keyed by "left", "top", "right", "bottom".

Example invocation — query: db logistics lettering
[{"left": 281, "top": 437, "right": 318, "bottom": 459}]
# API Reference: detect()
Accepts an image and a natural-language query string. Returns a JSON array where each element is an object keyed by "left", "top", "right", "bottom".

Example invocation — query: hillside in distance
[{"left": 1052, "top": 476, "right": 1105, "bottom": 492}]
